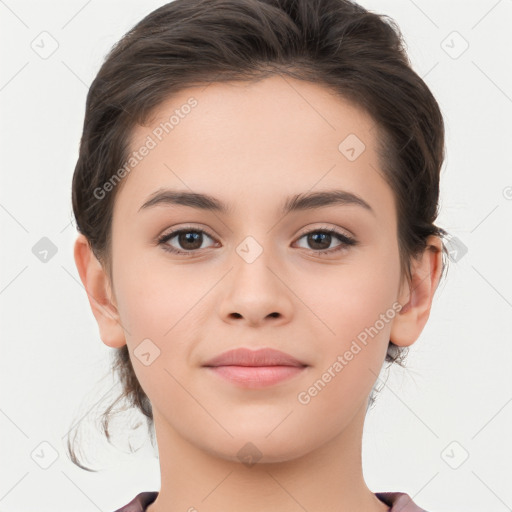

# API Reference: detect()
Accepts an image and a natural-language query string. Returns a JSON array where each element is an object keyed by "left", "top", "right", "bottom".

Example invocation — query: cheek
[
  {"left": 297, "top": 255, "right": 399, "bottom": 344},
  {"left": 292, "top": 268, "right": 398, "bottom": 429},
  {"left": 114, "top": 252, "right": 204, "bottom": 340},
  {"left": 112, "top": 261, "right": 202, "bottom": 408}
]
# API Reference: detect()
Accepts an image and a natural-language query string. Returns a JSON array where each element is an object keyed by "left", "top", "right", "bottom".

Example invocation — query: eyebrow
[{"left": 138, "top": 188, "right": 375, "bottom": 216}]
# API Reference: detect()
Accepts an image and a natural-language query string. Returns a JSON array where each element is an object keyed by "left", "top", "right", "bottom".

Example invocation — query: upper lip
[{"left": 202, "top": 348, "right": 307, "bottom": 367}]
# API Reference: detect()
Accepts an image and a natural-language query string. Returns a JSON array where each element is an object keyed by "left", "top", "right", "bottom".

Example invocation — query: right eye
[{"left": 157, "top": 226, "right": 218, "bottom": 255}]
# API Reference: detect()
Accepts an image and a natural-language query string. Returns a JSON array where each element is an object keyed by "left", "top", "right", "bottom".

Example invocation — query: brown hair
[{"left": 68, "top": 0, "right": 449, "bottom": 470}]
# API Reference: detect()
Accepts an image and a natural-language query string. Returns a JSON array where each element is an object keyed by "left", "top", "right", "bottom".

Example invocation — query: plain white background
[{"left": 1, "top": 0, "right": 511, "bottom": 511}]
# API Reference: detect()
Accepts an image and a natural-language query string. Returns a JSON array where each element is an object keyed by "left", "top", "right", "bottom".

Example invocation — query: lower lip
[{"left": 204, "top": 365, "right": 307, "bottom": 388}]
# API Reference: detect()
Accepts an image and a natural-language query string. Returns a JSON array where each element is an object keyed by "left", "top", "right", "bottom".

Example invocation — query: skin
[{"left": 74, "top": 75, "right": 443, "bottom": 512}]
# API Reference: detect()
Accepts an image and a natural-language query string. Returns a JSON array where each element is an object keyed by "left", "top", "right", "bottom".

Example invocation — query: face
[{"left": 108, "top": 76, "right": 404, "bottom": 462}]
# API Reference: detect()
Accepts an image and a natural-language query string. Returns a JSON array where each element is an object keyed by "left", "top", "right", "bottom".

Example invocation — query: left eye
[
  {"left": 294, "top": 228, "right": 357, "bottom": 254},
  {"left": 157, "top": 226, "right": 357, "bottom": 256}
]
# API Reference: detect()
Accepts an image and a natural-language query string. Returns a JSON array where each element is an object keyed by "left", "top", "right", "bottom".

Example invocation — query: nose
[{"left": 217, "top": 244, "right": 294, "bottom": 328}]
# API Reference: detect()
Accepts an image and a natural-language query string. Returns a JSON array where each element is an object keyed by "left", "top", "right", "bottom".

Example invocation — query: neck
[{"left": 146, "top": 402, "right": 389, "bottom": 512}]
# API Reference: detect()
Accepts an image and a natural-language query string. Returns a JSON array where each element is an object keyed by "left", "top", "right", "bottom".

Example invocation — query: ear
[
  {"left": 390, "top": 235, "right": 444, "bottom": 347},
  {"left": 73, "top": 233, "right": 126, "bottom": 348}
]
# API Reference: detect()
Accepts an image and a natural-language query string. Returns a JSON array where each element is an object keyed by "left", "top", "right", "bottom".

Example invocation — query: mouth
[
  {"left": 202, "top": 347, "right": 308, "bottom": 389},
  {"left": 205, "top": 365, "right": 307, "bottom": 388}
]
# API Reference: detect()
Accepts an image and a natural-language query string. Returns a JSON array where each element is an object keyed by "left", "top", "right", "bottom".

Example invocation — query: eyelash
[{"left": 157, "top": 225, "right": 358, "bottom": 257}]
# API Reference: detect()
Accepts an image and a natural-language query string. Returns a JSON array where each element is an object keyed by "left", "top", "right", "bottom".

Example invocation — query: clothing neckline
[{"left": 116, "top": 490, "right": 427, "bottom": 512}]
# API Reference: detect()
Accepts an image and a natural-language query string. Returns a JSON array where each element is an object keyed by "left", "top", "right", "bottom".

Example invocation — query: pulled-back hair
[{"left": 69, "top": 0, "right": 449, "bottom": 471}]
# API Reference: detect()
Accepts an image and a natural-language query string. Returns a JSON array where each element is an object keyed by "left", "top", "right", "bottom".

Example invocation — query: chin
[{"left": 201, "top": 433, "right": 317, "bottom": 466}]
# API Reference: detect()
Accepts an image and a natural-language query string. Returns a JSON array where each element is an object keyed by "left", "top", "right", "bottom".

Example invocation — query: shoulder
[
  {"left": 112, "top": 491, "right": 159, "bottom": 512},
  {"left": 375, "top": 491, "right": 430, "bottom": 511}
]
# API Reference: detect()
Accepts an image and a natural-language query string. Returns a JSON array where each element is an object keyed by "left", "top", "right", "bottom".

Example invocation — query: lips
[
  {"left": 202, "top": 347, "right": 308, "bottom": 389},
  {"left": 202, "top": 347, "right": 307, "bottom": 368}
]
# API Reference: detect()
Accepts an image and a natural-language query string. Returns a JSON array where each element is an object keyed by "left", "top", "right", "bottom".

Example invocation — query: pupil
[
  {"left": 310, "top": 233, "right": 330, "bottom": 250},
  {"left": 180, "top": 231, "right": 201, "bottom": 249}
]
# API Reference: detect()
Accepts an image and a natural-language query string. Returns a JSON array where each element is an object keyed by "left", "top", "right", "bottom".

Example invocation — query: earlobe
[
  {"left": 73, "top": 234, "right": 126, "bottom": 348},
  {"left": 390, "top": 235, "right": 444, "bottom": 347}
]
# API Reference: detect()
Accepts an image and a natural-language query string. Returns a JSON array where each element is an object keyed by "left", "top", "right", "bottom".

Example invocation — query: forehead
[{"left": 115, "top": 75, "right": 394, "bottom": 221}]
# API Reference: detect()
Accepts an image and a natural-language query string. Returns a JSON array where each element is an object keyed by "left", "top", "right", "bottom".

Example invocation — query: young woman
[{"left": 70, "top": 0, "right": 449, "bottom": 510}]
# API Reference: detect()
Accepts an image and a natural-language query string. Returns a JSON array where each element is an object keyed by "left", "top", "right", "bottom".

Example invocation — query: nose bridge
[
  {"left": 232, "top": 232, "right": 280, "bottom": 293},
  {"left": 217, "top": 231, "right": 293, "bottom": 325},
  {"left": 227, "top": 199, "right": 281, "bottom": 273}
]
